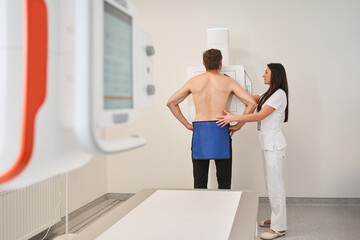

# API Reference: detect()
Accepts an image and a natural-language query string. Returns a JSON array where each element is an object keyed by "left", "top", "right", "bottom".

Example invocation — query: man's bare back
[
  {"left": 167, "top": 69, "right": 256, "bottom": 133},
  {"left": 190, "top": 71, "right": 235, "bottom": 121},
  {"left": 167, "top": 48, "right": 256, "bottom": 134}
]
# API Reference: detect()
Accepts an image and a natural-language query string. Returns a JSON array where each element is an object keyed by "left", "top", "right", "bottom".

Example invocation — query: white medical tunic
[
  {"left": 258, "top": 89, "right": 287, "bottom": 151},
  {"left": 258, "top": 88, "right": 288, "bottom": 231}
]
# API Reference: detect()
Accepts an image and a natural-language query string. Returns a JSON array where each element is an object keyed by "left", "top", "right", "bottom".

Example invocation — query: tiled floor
[{"left": 256, "top": 201, "right": 360, "bottom": 240}]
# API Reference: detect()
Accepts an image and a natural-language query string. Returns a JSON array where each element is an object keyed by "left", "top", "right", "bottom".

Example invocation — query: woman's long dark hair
[{"left": 257, "top": 63, "right": 289, "bottom": 122}]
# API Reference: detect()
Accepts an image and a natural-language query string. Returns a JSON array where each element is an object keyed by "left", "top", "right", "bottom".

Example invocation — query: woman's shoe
[
  {"left": 259, "top": 219, "right": 271, "bottom": 227},
  {"left": 260, "top": 230, "right": 285, "bottom": 239}
]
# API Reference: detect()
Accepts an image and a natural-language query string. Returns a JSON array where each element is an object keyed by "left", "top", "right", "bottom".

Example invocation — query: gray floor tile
[{"left": 256, "top": 203, "right": 360, "bottom": 240}]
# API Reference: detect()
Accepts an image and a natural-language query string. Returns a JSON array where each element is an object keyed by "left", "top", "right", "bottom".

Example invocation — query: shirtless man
[{"left": 167, "top": 49, "right": 256, "bottom": 189}]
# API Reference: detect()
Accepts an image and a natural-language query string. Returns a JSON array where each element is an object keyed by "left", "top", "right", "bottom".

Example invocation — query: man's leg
[
  {"left": 192, "top": 159, "right": 210, "bottom": 189},
  {"left": 214, "top": 158, "right": 232, "bottom": 189}
]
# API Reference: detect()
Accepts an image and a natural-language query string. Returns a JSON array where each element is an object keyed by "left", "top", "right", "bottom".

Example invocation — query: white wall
[
  {"left": 62, "top": 156, "right": 108, "bottom": 215},
  {"left": 106, "top": 0, "right": 360, "bottom": 197}
]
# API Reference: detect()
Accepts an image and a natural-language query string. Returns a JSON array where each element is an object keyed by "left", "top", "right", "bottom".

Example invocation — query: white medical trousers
[{"left": 262, "top": 146, "right": 287, "bottom": 231}]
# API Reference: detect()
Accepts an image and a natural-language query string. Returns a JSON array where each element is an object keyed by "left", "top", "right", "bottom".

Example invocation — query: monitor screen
[{"left": 103, "top": 2, "right": 133, "bottom": 110}]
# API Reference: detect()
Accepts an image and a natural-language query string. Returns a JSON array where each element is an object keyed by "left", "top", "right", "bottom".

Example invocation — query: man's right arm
[{"left": 166, "top": 81, "right": 193, "bottom": 131}]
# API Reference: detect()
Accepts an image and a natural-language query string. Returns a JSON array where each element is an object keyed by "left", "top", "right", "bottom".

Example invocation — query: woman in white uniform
[{"left": 217, "top": 63, "right": 289, "bottom": 240}]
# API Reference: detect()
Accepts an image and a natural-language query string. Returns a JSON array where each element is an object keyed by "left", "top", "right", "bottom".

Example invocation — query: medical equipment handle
[
  {"left": 99, "top": 135, "right": 146, "bottom": 154},
  {"left": 0, "top": 0, "right": 47, "bottom": 184},
  {"left": 76, "top": 127, "right": 146, "bottom": 155}
]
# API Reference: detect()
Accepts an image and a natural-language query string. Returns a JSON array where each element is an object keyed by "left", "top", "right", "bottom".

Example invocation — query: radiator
[{"left": 0, "top": 176, "right": 61, "bottom": 240}]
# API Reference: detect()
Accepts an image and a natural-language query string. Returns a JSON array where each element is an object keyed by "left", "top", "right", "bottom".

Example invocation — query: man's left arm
[{"left": 229, "top": 81, "right": 257, "bottom": 135}]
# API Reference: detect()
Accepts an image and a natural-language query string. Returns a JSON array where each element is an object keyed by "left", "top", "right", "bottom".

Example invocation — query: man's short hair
[{"left": 203, "top": 49, "right": 222, "bottom": 71}]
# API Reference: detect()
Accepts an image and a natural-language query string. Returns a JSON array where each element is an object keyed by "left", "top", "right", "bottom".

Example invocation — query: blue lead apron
[{"left": 192, "top": 121, "right": 231, "bottom": 160}]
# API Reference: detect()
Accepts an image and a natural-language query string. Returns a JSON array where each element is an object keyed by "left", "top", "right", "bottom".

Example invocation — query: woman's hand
[{"left": 216, "top": 110, "right": 236, "bottom": 127}]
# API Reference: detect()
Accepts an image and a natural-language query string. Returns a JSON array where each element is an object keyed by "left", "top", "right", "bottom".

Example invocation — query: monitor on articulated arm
[{"left": 74, "top": 0, "right": 155, "bottom": 155}]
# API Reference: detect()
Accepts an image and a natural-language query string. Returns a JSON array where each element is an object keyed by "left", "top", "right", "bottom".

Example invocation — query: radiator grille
[{"left": 0, "top": 176, "right": 61, "bottom": 240}]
